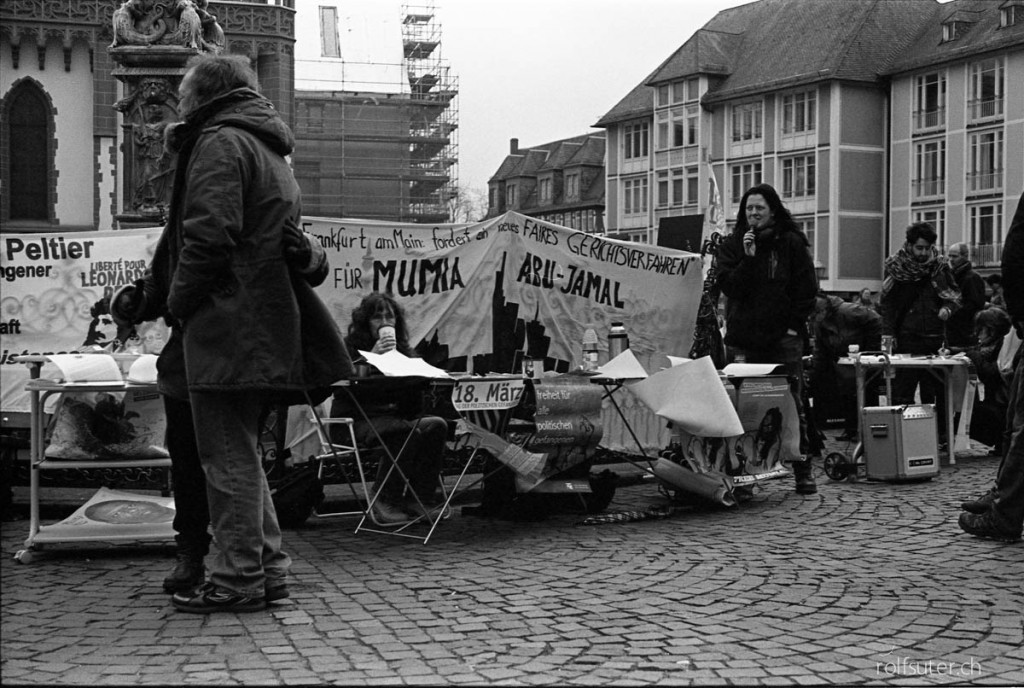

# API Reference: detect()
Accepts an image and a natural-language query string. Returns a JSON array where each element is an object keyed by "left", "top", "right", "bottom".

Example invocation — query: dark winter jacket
[
  {"left": 716, "top": 223, "right": 818, "bottom": 350},
  {"left": 1003, "top": 193, "right": 1024, "bottom": 335},
  {"left": 946, "top": 261, "right": 986, "bottom": 348},
  {"left": 812, "top": 295, "right": 882, "bottom": 370},
  {"left": 881, "top": 271, "right": 956, "bottom": 354},
  {"left": 134, "top": 88, "right": 351, "bottom": 404}
]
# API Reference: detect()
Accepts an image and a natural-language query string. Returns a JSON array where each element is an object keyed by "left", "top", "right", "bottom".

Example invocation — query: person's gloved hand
[
  {"left": 938, "top": 306, "right": 951, "bottom": 321},
  {"left": 283, "top": 219, "right": 325, "bottom": 274},
  {"left": 110, "top": 284, "right": 143, "bottom": 327}
]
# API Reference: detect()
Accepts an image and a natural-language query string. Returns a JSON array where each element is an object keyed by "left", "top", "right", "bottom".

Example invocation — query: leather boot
[
  {"left": 793, "top": 459, "right": 818, "bottom": 495},
  {"left": 163, "top": 549, "right": 206, "bottom": 594}
]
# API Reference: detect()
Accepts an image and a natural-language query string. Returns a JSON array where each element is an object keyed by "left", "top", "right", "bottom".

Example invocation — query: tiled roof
[
  {"left": 508, "top": 148, "right": 550, "bottom": 178},
  {"left": 882, "top": 0, "right": 1024, "bottom": 74},
  {"left": 592, "top": 75, "right": 656, "bottom": 128},
  {"left": 701, "top": 0, "right": 938, "bottom": 102},
  {"left": 564, "top": 135, "right": 606, "bottom": 167},
  {"left": 488, "top": 155, "right": 522, "bottom": 183}
]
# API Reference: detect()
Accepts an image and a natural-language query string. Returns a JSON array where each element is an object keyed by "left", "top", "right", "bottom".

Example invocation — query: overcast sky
[{"left": 435, "top": 0, "right": 753, "bottom": 196}]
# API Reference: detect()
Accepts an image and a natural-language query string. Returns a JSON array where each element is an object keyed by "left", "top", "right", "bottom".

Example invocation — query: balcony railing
[
  {"left": 968, "top": 98, "right": 1004, "bottom": 120},
  {"left": 966, "top": 171, "right": 1003, "bottom": 193},
  {"left": 913, "top": 108, "right": 946, "bottom": 130},
  {"left": 912, "top": 178, "right": 945, "bottom": 198},
  {"left": 970, "top": 243, "right": 1003, "bottom": 268}
]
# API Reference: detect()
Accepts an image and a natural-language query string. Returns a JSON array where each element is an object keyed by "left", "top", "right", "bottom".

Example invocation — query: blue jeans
[
  {"left": 189, "top": 391, "right": 291, "bottom": 597},
  {"left": 730, "top": 333, "right": 811, "bottom": 459}
]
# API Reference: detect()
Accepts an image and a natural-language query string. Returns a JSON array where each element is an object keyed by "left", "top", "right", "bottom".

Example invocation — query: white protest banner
[
  {"left": 1, "top": 229, "right": 168, "bottom": 413},
  {"left": 304, "top": 210, "right": 702, "bottom": 380}
]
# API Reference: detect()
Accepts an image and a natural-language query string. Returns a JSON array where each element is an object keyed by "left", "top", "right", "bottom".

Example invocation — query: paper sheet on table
[
  {"left": 593, "top": 349, "right": 648, "bottom": 380},
  {"left": 721, "top": 363, "right": 784, "bottom": 377},
  {"left": 629, "top": 356, "right": 744, "bottom": 437},
  {"left": 665, "top": 355, "right": 691, "bottom": 367},
  {"left": 46, "top": 354, "right": 123, "bottom": 383},
  {"left": 358, "top": 349, "right": 451, "bottom": 378}
]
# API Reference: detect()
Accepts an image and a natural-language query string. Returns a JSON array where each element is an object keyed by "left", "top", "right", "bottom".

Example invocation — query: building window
[
  {"left": 539, "top": 178, "right": 552, "bottom": 205},
  {"left": 731, "top": 102, "right": 763, "bottom": 142},
  {"left": 913, "top": 140, "right": 945, "bottom": 198},
  {"left": 489, "top": 186, "right": 498, "bottom": 210},
  {"left": 5, "top": 80, "right": 52, "bottom": 221},
  {"left": 942, "top": 20, "right": 966, "bottom": 42},
  {"left": 913, "top": 73, "right": 946, "bottom": 129},
  {"left": 506, "top": 183, "right": 517, "bottom": 208},
  {"left": 624, "top": 122, "right": 649, "bottom": 159},
  {"left": 795, "top": 217, "right": 815, "bottom": 262},
  {"left": 969, "top": 58, "right": 1004, "bottom": 120},
  {"left": 658, "top": 84, "right": 670, "bottom": 106},
  {"left": 320, "top": 6, "right": 341, "bottom": 58},
  {"left": 623, "top": 177, "right": 648, "bottom": 215},
  {"left": 656, "top": 111, "right": 669, "bottom": 150},
  {"left": 781, "top": 155, "right": 815, "bottom": 198},
  {"left": 671, "top": 168, "right": 684, "bottom": 206},
  {"left": 565, "top": 173, "right": 579, "bottom": 200},
  {"left": 968, "top": 130, "right": 1003, "bottom": 193},
  {"left": 685, "top": 167, "right": 699, "bottom": 206},
  {"left": 672, "top": 81, "right": 686, "bottom": 103},
  {"left": 1001, "top": 3, "right": 1022, "bottom": 27},
  {"left": 686, "top": 107, "right": 699, "bottom": 146},
  {"left": 730, "top": 162, "right": 762, "bottom": 202},
  {"left": 686, "top": 78, "right": 700, "bottom": 102},
  {"left": 968, "top": 204, "right": 1003, "bottom": 267},
  {"left": 782, "top": 90, "right": 816, "bottom": 134},
  {"left": 657, "top": 171, "right": 669, "bottom": 208}
]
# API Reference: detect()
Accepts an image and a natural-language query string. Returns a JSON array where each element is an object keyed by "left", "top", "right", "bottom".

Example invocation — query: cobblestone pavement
[{"left": 2, "top": 441, "right": 1022, "bottom": 686}]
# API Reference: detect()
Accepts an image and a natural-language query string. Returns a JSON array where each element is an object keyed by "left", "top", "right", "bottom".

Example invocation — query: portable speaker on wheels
[{"left": 860, "top": 405, "right": 940, "bottom": 482}]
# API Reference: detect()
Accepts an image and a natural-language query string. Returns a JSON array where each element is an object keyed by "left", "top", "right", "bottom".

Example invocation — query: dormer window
[
  {"left": 942, "top": 20, "right": 965, "bottom": 42},
  {"left": 1001, "top": 1, "right": 1023, "bottom": 27}
]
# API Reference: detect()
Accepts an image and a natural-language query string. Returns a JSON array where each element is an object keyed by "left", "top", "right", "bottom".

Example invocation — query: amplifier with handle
[{"left": 861, "top": 405, "right": 940, "bottom": 482}]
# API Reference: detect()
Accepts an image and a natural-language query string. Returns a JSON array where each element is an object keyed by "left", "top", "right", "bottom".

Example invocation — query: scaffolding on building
[{"left": 292, "top": 1, "right": 459, "bottom": 224}]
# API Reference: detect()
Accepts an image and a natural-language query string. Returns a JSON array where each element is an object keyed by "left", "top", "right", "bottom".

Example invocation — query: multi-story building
[
  {"left": 485, "top": 134, "right": 606, "bottom": 233},
  {"left": 0, "top": 0, "right": 296, "bottom": 233},
  {"left": 885, "top": 0, "right": 1024, "bottom": 272},
  {"left": 595, "top": 0, "right": 1023, "bottom": 291},
  {"left": 291, "top": 1, "right": 458, "bottom": 223}
]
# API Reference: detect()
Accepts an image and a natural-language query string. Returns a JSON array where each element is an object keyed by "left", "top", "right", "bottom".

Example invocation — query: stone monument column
[{"left": 108, "top": 0, "right": 224, "bottom": 227}]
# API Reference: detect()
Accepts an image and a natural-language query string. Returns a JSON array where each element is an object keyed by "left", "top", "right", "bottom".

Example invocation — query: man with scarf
[
  {"left": 880, "top": 222, "right": 962, "bottom": 445},
  {"left": 945, "top": 242, "right": 986, "bottom": 349},
  {"left": 116, "top": 53, "right": 350, "bottom": 613}
]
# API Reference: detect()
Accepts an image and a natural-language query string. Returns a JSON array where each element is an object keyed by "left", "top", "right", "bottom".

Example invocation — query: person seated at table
[
  {"left": 330, "top": 292, "right": 449, "bottom": 525},
  {"left": 963, "top": 308, "right": 1012, "bottom": 457}
]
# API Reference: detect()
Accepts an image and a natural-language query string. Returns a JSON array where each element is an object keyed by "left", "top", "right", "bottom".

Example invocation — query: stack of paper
[{"left": 358, "top": 349, "right": 451, "bottom": 378}]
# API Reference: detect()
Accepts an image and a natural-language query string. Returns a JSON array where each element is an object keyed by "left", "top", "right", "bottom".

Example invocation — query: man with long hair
[
  {"left": 880, "top": 222, "right": 961, "bottom": 445},
  {"left": 716, "top": 183, "right": 819, "bottom": 494}
]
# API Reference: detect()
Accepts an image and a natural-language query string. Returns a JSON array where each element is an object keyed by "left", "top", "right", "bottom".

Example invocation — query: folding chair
[{"left": 304, "top": 400, "right": 371, "bottom": 519}]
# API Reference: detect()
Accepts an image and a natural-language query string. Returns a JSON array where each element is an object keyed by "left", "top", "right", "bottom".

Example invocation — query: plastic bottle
[
  {"left": 582, "top": 328, "right": 599, "bottom": 371},
  {"left": 608, "top": 321, "right": 629, "bottom": 359}
]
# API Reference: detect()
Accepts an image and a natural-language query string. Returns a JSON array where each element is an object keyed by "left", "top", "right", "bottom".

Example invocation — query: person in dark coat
[
  {"left": 945, "top": 242, "right": 987, "bottom": 349},
  {"left": 962, "top": 308, "right": 1012, "bottom": 455},
  {"left": 716, "top": 183, "right": 819, "bottom": 494},
  {"left": 120, "top": 53, "right": 351, "bottom": 613},
  {"left": 330, "top": 292, "right": 449, "bottom": 525},
  {"left": 111, "top": 219, "right": 327, "bottom": 597},
  {"left": 880, "top": 222, "right": 961, "bottom": 443},
  {"left": 809, "top": 293, "right": 882, "bottom": 440},
  {"left": 960, "top": 192, "right": 1024, "bottom": 543}
]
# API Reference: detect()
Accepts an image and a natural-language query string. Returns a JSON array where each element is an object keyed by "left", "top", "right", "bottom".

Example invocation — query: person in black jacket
[
  {"left": 945, "top": 242, "right": 987, "bottom": 349},
  {"left": 716, "top": 183, "right": 819, "bottom": 494},
  {"left": 330, "top": 292, "right": 449, "bottom": 525},
  {"left": 809, "top": 293, "right": 882, "bottom": 441},
  {"left": 880, "top": 222, "right": 961, "bottom": 443},
  {"left": 960, "top": 192, "right": 1024, "bottom": 543}
]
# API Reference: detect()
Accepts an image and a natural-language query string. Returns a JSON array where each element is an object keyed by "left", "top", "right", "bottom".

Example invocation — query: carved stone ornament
[{"left": 110, "top": 0, "right": 224, "bottom": 53}]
